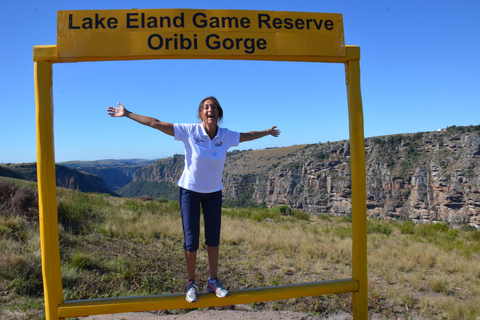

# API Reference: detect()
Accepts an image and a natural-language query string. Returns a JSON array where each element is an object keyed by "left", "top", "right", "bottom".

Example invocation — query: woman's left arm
[{"left": 240, "top": 126, "right": 281, "bottom": 143}]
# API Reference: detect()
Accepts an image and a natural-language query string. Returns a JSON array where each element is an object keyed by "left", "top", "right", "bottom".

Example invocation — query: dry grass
[
  {"left": 1, "top": 183, "right": 480, "bottom": 319},
  {"left": 221, "top": 212, "right": 480, "bottom": 319}
]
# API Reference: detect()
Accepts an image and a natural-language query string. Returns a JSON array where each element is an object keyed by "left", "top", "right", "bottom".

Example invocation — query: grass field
[{"left": 1, "top": 178, "right": 480, "bottom": 319}]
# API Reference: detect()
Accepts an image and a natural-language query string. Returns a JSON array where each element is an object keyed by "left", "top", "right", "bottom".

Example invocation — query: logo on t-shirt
[
  {"left": 215, "top": 141, "right": 223, "bottom": 147},
  {"left": 194, "top": 138, "right": 204, "bottom": 145}
]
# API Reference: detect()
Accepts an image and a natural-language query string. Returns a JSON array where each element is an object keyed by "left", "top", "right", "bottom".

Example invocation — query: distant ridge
[
  {"left": 0, "top": 163, "right": 115, "bottom": 195},
  {"left": 60, "top": 159, "right": 155, "bottom": 191}
]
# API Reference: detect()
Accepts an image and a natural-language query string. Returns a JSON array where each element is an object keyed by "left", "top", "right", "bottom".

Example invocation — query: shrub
[
  {"left": 468, "top": 230, "right": 480, "bottom": 242},
  {"left": 267, "top": 205, "right": 310, "bottom": 221},
  {"left": 415, "top": 222, "right": 449, "bottom": 241},
  {"left": 69, "top": 252, "right": 103, "bottom": 272},
  {"left": 0, "top": 181, "right": 38, "bottom": 221},
  {"left": 0, "top": 181, "right": 17, "bottom": 207},
  {"left": 0, "top": 216, "right": 28, "bottom": 241},
  {"left": 57, "top": 191, "right": 99, "bottom": 234},
  {"left": 367, "top": 219, "right": 393, "bottom": 236},
  {"left": 62, "top": 265, "right": 81, "bottom": 289},
  {"left": 399, "top": 220, "right": 415, "bottom": 234},
  {"left": 371, "top": 137, "right": 385, "bottom": 146},
  {"left": 270, "top": 205, "right": 293, "bottom": 216},
  {"left": 1, "top": 252, "right": 43, "bottom": 296},
  {"left": 292, "top": 210, "right": 310, "bottom": 221},
  {"left": 58, "top": 202, "right": 87, "bottom": 234},
  {"left": 334, "top": 225, "right": 352, "bottom": 239},
  {"left": 252, "top": 210, "right": 278, "bottom": 222},
  {"left": 319, "top": 214, "right": 332, "bottom": 221},
  {"left": 11, "top": 186, "right": 38, "bottom": 221}
]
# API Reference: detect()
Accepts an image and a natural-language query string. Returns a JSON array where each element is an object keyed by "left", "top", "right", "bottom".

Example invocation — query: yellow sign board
[{"left": 57, "top": 9, "right": 344, "bottom": 58}]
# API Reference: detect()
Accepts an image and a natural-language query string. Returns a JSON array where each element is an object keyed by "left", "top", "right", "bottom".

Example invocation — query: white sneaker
[
  {"left": 185, "top": 280, "right": 198, "bottom": 303},
  {"left": 206, "top": 277, "right": 229, "bottom": 298}
]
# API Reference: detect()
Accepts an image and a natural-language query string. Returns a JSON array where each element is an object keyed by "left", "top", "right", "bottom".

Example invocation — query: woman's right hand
[{"left": 107, "top": 102, "right": 127, "bottom": 117}]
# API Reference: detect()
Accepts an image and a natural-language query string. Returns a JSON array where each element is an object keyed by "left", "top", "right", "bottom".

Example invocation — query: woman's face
[{"left": 200, "top": 99, "right": 219, "bottom": 126}]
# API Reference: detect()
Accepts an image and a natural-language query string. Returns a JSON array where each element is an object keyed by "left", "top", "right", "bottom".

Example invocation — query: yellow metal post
[
  {"left": 35, "top": 61, "right": 64, "bottom": 320},
  {"left": 346, "top": 56, "right": 368, "bottom": 319}
]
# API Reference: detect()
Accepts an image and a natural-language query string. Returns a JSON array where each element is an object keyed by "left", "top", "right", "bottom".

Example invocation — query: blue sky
[{"left": 1, "top": 0, "right": 479, "bottom": 163}]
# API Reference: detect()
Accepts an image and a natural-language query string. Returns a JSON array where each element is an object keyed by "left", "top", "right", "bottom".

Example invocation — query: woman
[{"left": 107, "top": 97, "right": 280, "bottom": 303}]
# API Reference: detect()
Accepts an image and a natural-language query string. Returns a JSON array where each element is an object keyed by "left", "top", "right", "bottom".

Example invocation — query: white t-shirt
[{"left": 174, "top": 123, "right": 240, "bottom": 193}]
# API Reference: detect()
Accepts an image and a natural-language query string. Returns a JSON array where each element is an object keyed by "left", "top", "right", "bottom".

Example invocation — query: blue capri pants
[{"left": 179, "top": 187, "right": 223, "bottom": 252}]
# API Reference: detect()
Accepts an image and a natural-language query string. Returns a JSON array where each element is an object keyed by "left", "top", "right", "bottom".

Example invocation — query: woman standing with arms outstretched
[{"left": 107, "top": 97, "right": 280, "bottom": 303}]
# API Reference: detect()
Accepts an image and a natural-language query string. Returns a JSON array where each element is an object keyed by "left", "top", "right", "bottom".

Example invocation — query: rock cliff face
[
  {"left": 128, "top": 126, "right": 480, "bottom": 228},
  {"left": 366, "top": 130, "right": 480, "bottom": 227}
]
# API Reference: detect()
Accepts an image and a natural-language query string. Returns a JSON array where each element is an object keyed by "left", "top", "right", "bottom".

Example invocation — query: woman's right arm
[{"left": 107, "top": 102, "right": 174, "bottom": 137}]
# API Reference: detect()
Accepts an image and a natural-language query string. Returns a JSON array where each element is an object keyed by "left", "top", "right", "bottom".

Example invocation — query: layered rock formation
[{"left": 127, "top": 126, "right": 480, "bottom": 228}]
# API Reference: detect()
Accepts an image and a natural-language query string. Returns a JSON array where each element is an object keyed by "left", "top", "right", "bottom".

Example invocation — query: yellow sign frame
[
  {"left": 34, "top": 8, "right": 367, "bottom": 320},
  {"left": 57, "top": 9, "right": 345, "bottom": 59}
]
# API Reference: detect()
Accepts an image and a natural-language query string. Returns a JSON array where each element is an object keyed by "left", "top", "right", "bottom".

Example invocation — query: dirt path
[{"left": 79, "top": 310, "right": 351, "bottom": 320}]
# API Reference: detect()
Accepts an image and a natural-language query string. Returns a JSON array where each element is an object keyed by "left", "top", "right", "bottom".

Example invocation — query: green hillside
[{"left": 1, "top": 177, "right": 479, "bottom": 319}]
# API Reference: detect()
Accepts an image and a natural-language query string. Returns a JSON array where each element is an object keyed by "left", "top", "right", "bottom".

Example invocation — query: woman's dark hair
[{"left": 198, "top": 96, "right": 223, "bottom": 122}]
